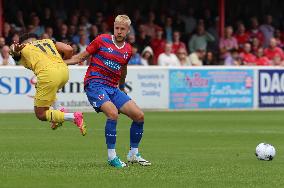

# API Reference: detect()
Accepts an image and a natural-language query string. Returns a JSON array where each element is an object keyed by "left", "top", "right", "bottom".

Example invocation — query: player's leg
[
  {"left": 50, "top": 100, "right": 66, "bottom": 130},
  {"left": 45, "top": 106, "right": 86, "bottom": 135},
  {"left": 100, "top": 101, "right": 127, "bottom": 167},
  {"left": 115, "top": 91, "right": 151, "bottom": 166},
  {"left": 54, "top": 64, "right": 86, "bottom": 135},
  {"left": 85, "top": 84, "right": 126, "bottom": 168},
  {"left": 49, "top": 64, "right": 68, "bottom": 129},
  {"left": 34, "top": 106, "right": 50, "bottom": 121},
  {"left": 35, "top": 65, "right": 86, "bottom": 135},
  {"left": 37, "top": 103, "right": 85, "bottom": 136}
]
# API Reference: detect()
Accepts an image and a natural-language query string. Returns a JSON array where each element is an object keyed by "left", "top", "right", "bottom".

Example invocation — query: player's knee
[
  {"left": 35, "top": 110, "right": 47, "bottom": 121},
  {"left": 133, "top": 111, "right": 144, "bottom": 122},
  {"left": 106, "top": 110, "right": 119, "bottom": 120}
]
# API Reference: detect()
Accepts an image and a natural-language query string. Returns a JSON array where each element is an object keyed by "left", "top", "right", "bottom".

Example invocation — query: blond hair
[{"left": 114, "top": 15, "right": 131, "bottom": 26}]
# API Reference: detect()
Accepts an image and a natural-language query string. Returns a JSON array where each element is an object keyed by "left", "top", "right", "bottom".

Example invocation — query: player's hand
[
  {"left": 10, "top": 42, "right": 25, "bottom": 56},
  {"left": 13, "top": 43, "right": 26, "bottom": 52}
]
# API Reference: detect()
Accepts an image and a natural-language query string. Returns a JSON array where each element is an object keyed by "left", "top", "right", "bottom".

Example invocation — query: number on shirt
[{"left": 34, "top": 42, "right": 56, "bottom": 55}]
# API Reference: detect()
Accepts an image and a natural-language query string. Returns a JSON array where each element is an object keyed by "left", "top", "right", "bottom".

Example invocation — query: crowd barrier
[{"left": 1, "top": 66, "right": 284, "bottom": 112}]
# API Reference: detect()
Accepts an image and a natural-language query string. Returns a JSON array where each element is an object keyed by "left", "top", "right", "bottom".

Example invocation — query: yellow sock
[{"left": 45, "top": 110, "right": 64, "bottom": 123}]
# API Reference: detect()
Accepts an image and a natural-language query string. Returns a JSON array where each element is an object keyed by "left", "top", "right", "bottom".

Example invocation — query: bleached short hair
[{"left": 114, "top": 15, "right": 131, "bottom": 26}]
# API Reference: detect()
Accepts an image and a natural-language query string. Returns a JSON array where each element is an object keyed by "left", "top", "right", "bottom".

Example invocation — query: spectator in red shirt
[
  {"left": 251, "top": 37, "right": 261, "bottom": 55},
  {"left": 248, "top": 17, "right": 264, "bottom": 46},
  {"left": 274, "top": 29, "right": 284, "bottom": 48},
  {"left": 144, "top": 11, "right": 160, "bottom": 39},
  {"left": 219, "top": 26, "right": 239, "bottom": 60},
  {"left": 264, "top": 37, "right": 284, "bottom": 60},
  {"left": 172, "top": 31, "right": 186, "bottom": 54},
  {"left": 150, "top": 27, "right": 166, "bottom": 65},
  {"left": 255, "top": 47, "right": 271, "bottom": 66},
  {"left": 234, "top": 22, "right": 250, "bottom": 51},
  {"left": 239, "top": 43, "right": 256, "bottom": 65},
  {"left": 272, "top": 54, "right": 284, "bottom": 66}
]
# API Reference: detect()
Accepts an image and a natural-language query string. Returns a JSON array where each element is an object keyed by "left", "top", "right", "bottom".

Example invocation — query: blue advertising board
[
  {"left": 169, "top": 69, "right": 254, "bottom": 109},
  {"left": 259, "top": 69, "right": 284, "bottom": 107}
]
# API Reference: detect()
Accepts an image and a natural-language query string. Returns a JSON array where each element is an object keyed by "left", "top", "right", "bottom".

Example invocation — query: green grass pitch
[{"left": 1, "top": 111, "right": 284, "bottom": 188}]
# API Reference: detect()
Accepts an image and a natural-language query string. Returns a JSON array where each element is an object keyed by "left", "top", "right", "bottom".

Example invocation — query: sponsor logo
[
  {"left": 260, "top": 72, "right": 284, "bottom": 93},
  {"left": 98, "top": 94, "right": 105, "bottom": 100},
  {"left": 108, "top": 47, "right": 113, "bottom": 53},
  {"left": 0, "top": 76, "right": 36, "bottom": 96},
  {"left": 170, "top": 71, "right": 209, "bottom": 89},
  {"left": 259, "top": 70, "right": 284, "bottom": 107},
  {"left": 60, "top": 82, "right": 85, "bottom": 94},
  {"left": 245, "top": 76, "right": 253, "bottom": 88},
  {"left": 123, "top": 52, "right": 129, "bottom": 59},
  {"left": 106, "top": 133, "right": 116, "bottom": 137},
  {"left": 185, "top": 73, "right": 209, "bottom": 88}
]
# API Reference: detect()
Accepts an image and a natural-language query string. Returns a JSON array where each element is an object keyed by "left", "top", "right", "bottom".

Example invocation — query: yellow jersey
[{"left": 20, "top": 39, "right": 64, "bottom": 75}]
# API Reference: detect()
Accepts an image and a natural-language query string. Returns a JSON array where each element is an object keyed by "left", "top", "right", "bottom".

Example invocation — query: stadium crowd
[{"left": 1, "top": 0, "right": 284, "bottom": 66}]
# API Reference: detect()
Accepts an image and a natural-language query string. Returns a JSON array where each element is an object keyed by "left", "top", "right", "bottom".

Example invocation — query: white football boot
[{"left": 127, "top": 153, "right": 151, "bottom": 166}]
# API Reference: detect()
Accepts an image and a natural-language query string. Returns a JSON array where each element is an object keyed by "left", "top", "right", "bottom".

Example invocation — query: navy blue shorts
[{"left": 85, "top": 82, "right": 131, "bottom": 113}]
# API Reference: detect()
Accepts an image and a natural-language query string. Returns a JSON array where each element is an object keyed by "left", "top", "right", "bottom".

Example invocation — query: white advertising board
[
  {"left": 0, "top": 67, "right": 36, "bottom": 111},
  {"left": 0, "top": 66, "right": 169, "bottom": 112},
  {"left": 125, "top": 67, "right": 169, "bottom": 109}
]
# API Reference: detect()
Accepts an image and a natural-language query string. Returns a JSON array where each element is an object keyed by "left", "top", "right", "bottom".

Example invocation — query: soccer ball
[{"left": 255, "top": 143, "right": 276, "bottom": 161}]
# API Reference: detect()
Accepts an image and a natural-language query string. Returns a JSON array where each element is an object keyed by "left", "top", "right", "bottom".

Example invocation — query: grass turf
[{"left": 0, "top": 111, "right": 284, "bottom": 188}]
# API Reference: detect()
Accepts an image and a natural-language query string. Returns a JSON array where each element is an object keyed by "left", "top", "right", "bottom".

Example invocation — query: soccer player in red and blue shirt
[{"left": 65, "top": 15, "right": 151, "bottom": 168}]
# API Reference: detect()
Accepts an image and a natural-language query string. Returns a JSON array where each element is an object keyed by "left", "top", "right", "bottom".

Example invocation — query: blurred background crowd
[{"left": 1, "top": 0, "right": 284, "bottom": 66}]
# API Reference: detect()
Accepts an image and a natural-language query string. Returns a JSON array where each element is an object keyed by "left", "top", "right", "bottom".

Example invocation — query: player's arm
[
  {"left": 64, "top": 35, "right": 100, "bottom": 65},
  {"left": 55, "top": 42, "right": 73, "bottom": 60},
  {"left": 119, "top": 65, "right": 127, "bottom": 91},
  {"left": 64, "top": 51, "right": 91, "bottom": 65}
]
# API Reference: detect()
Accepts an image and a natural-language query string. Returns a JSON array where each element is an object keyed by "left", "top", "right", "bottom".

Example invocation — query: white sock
[
  {"left": 130, "top": 148, "right": 138, "bottom": 156},
  {"left": 108, "top": 149, "right": 116, "bottom": 160},
  {"left": 64, "top": 113, "right": 75, "bottom": 122}
]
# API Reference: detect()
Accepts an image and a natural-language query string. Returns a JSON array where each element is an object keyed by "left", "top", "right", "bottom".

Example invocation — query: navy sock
[
  {"left": 130, "top": 121, "right": 144, "bottom": 148},
  {"left": 105, "top": 119, "right": 117, "bottom": 149}
]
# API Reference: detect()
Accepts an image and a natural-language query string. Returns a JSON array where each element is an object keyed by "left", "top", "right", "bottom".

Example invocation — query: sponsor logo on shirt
[
  {"left": 98, "top": 94, "right": 105, "bottom": 100},
  {"left": 123, "top": 52, "right": 129, "bottom": 60}
]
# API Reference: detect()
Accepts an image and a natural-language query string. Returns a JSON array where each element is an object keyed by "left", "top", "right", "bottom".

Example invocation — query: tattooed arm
[{"left": 64, "top": 51, "right": 91, "bottom": 65}]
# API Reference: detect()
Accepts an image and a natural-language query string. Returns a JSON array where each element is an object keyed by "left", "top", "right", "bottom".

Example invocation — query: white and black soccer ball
[{"left": 255, "top": 143, "right": 276, "bottom": 161}]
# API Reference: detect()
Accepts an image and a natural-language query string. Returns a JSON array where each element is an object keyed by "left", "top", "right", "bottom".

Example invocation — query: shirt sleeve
[{"left": 86, "top": 35, "right": 101, "bottom": 54}]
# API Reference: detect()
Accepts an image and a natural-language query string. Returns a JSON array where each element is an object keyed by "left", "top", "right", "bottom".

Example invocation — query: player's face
[{"left": 114, "top": 22, "right": 129, "bottom": 42}]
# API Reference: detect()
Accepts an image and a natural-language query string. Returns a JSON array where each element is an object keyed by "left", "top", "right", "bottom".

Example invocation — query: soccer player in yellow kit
[{"left": 10, "top": 33, "right": 86, "bottom": 135}]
